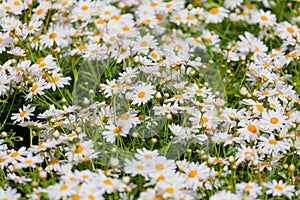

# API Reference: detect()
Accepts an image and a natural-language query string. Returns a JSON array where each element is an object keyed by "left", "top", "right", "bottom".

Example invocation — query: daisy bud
[
  {"left": 155, "top": 92, "right": 162, "bottom": 99},
  {"left": 187, "top": 4, "right": 193, "bottom": 10},
  {"left": 151, "top": 138, "right": 157, "bottom": 143},
  {"left": 76, "top": 127, "right": 82, "bottom": 133},
  {"left": 109, "top": 158, "right": 119, "bottom": 167},
  {"left": 89, "top": 89, "right": 94, "bottom": 94},
  {"left": 232, "top": 164, "right": 238, "bottom": 169},
  {"left": 111, "top": 147, "right": 117, "bottom": 153},
  {"left": 257, "top": 150, "right": 263, "bottom": 155},
  {"left": 195, "top": 149, "right": 201, "bottom": 154},
  {"left": 122, "top": 176, "right": 130, "bottom": 184},
  {"left": 20, "top": 137, "right": 23, "bottom": 141},
  {"left": 200, "top": 108, "right": 206, "bottom": 113},
  {"left": 203, "top": 82, "right": 209, "bottom": 87},
  {"left": 252, "top": 160, "right": 258, "bottom": 167},
  {"left": 186, "top": 149, "right": 192, "bottom": 153},
  {"left": 83, "top": 97, "right": 90, "bottom": 106},
  {"left": 126, "top": 187, "right": 132, "bottom": 193},
  {"left": 61, "top": 97, "right": 67, "bottom": 103},
  {"left": 226, "top": 69, "right": 231, "bottom": 74},
  {"left": 240, "top": 55, "right": 246, "bottom": 61},
  {"left": 166, "top": 113, "right": 172, "bottom": 120},
  {"left": 202, "top": 65, "right": 207, "bottom": 69},
  {"left": 53, "top": 130, "right": 60, "bottom": 138},
  {"left": 283, "top": 164, "right": 288, "bottom": 169},
  {"left": 1, "top": 132, "right": 7, "bottom": 137},
  {"left": 289, "top": 164, "right": 295, "bottom": 171},
  {"left": 39, "top": 171, "right": 47, "bottom": 179},
  {"left": 131, "top": 132, "right": 139, "bottom": 138},
  {"left": 228, "top": 156, "right": 234, "bottom": 163},
  {"left": 11, "top": 59, "right": 17, "bottom": 64},
  {"left": 118, "top": 2, "right": 125, "bottom": 8},
  {"left": 226, "top": 185, "right": 232, "bottom": 190},
  {"left": 247, "top": 94, "right": 252, "bottom": 98},
  {"left": 252, "top": 91, "right": 257, "bottom": 97},
  {"left": 31, "top": 181, "right": 38, "bottom": 187}
]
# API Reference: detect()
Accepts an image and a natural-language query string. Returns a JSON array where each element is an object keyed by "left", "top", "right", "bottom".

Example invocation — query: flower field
[{"left": 1, "top": 0, "right": 300, "bottom": 199}]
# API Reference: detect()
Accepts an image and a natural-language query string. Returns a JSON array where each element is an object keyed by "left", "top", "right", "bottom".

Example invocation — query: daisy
[
  {"left": 205, "top": 6, "right": 229, "bottom": 24},
  {"left": 257, "top": 134, "right": 290, "bottom": 154},
  {"left": 133, "top": 34, "right": 157, "bottom": 54},
  {"left": 25, "top": 78, "right": 48, "bottom": 101},
  {"left": 14, "top": 154, "right": 43, "bottom": 169},
  {"left": 131, "top": 83, "right": 156, "bottom": 106},
  {"left": 0, "top": 187, "right": 21, "bottom": 200},
  {"left": 2, "top": 0, "right": 27, "bottom": 15},
  {"left": 252, "top": 9, "right": 277, "bottom": 28},
  {"left": 102, "top": 122, "right": 130, "bottom": 143},
  {"left": 263, "top": 180, "right": 295, "bottom": 198},
  {"left": 237, "top": 120, "right": 260, "bottom": 142},
  {"left": 275, "top": 21, "right": 300, "bottom": 41},
  {"left": 235, "top": 145, "right": 258, "bottom": 164},
  {"left": 236, "top": 182, "right": 262, "bottom": 198},
  {"left": 260, "top": 109, "right": 286, "bottom": 131},
  {"left": 47, "top": 70, "right": 71, "bottom": 91},
  {"left": 66, "top": 140, "right": 98, "bottom": 163},
  {"left": 46, "top": 181, "right": 78, "bottom": 200},
  {"left": 11, "top": 105, "right": 36, "bottom": 124}
]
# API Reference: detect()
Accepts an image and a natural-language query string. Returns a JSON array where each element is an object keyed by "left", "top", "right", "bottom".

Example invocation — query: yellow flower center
[
  {"left": 210, "top": 8, "right": 219, "bottom": 14},
  {"left": 138, "top": 91, "right": 146, "bottom": 98},
  {"left": 268, "top": 139, "right": 278, "bottom": 145},
  {"left": 60, "top": 184, "right": 68, "bottom": 191},
  {"left": 155, "top": 163, "right": 164, "bottom": 170},
  {"left": 274, "top": 185, "right": 283, "bottom": 191},
  {"left": 75, "top": 145, "right": 84, "bottom": 154},
  {"left": 260, "top": 16, "right": 268, "bottom": 21},
  {"left": 247, "top": 124, "right": 257, "bottom": 133},
  {"left": 113, "top": 127, "right": 120, "bottom": 134},
  {"left": 188, "top": 170, "right": 198, "bottom": 178},
  {"left": 103, "top": 179, "right": 112, "bottom": 185},
  {"left": 270, "top": 117, "right": 279, "bottom": 124},
  {"left": 49, "top": 33, "right": 57, "bottom": 39}
]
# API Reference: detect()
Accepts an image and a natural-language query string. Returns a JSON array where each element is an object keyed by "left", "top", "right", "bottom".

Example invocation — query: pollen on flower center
[
  {"left": 247, "top": 124, "right": 257, "bottom": 133},
  {"left": 25, "top": 159, "right": 33, "bottom": 164},
  {"left": 135, "top": 165, "right": 144, "bottom": 170},
  {"left": 36, "top": 8, "right": 43, "bottom": 15},
  {"left": 274, "top": 185, "right": 283, "bottom": 191},
  {"left": 210, "top": 8, "right": 219, "bottom": 14},
  {"left": 140, "top": 41, "right": 148, "bottom": 47},
  {"left": 245, "top": 185, "right": 253, "bottom": 190},
  {"left": 165, "top": 187, "right": 175, "bottom": 193},
  {"left": 155, "top": 163, "right": 164, "bottom": 170},
  {"left": 81, "top": 5, "right": 88, "bottom": 11},
  {"left": 103, "top": 179, "right": 112, "bottom": 185},
  {"left": 50, "top": 77, "right": 60, "bottom": 83},
  {"left": 287, "top": 27, "right": 294, "bottom": 33},
  {"left": 49, "top": 33, "right": 57, "bottom": 39},
  {"left": 268, "top": 139, "right": 278, "bottom": 145},
  {"left": 75, "top": 145, "right": 84, "bottom": 153},
  {"left": 31, "top": 84, "right": 38, "bottom": 92},
  {"left": 20, "top": 110, "right": 27, "bottom": 117},
  {"left": 260, "top": 16, "right": 268, "bottom": 21},
  {"left": 188, "top": 170, "right": 198, "bottom": 178},
  {"left": 270, "top": 117, "right": 279, "bottom": 124},
  {"left": 14, "top": 1, "right": 21, "bottom": 6},
  {"left": 137, "top": 91, "right": 146, "bottom": 98},
  {"left": 60, "top": 184, "right": 68, "bottom": 191},
  {"left": 113, "top": 127, "right": 121, "bottom": 134}
]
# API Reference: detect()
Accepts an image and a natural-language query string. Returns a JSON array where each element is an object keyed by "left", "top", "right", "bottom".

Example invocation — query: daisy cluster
[{"left": 0, "top": 0, "right": 300, "bottom": 199}]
